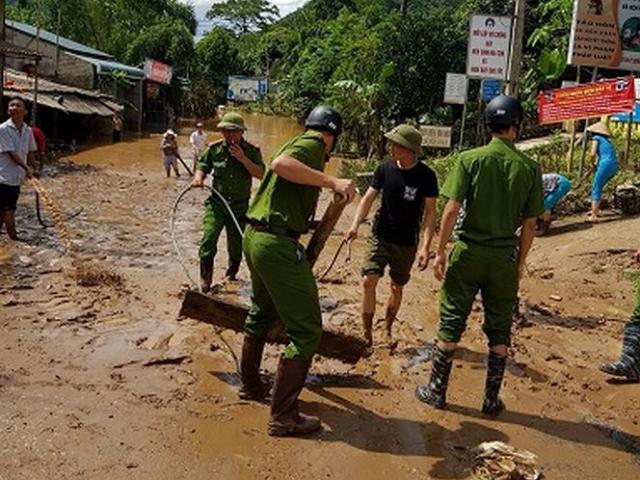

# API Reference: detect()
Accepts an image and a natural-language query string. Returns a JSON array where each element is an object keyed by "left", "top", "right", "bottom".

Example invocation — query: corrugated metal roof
[
  {"left": 6, "top": 19, "right": 112, "bottom": 60},
  {"left": 3, "top": 68, "right": 123, "bottom": 117},
  {"left": 67, "top": 53, "right": 145, "bottom": 80},
  {"left": 0, "top": 40, "right": 42, "bottom": 59}
]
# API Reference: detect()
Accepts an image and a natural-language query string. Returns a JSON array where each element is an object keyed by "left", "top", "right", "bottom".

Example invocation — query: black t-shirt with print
[{"left": 370, "top": 160, "right": 439, "bottom": 246}]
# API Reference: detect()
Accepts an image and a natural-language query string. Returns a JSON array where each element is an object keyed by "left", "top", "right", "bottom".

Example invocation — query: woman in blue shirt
[{"left": 587, "top": 122, "right": 618, "bottom": 222}]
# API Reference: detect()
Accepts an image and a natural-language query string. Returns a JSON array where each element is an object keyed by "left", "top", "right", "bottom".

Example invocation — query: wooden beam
[
  {"left": 306, "top": 194, "right": 348, "bottom": 267},
  {"left": 179, "top": 290, "right": 368, "bottom": 364}
]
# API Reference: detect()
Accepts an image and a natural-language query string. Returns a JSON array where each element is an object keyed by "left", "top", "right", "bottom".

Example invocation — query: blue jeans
[
  {"left": 544, "top": 176, "right": 571, "bottom": 211},
  {"left": 592, "top": 162, "right": 618, "bottom": 202}
]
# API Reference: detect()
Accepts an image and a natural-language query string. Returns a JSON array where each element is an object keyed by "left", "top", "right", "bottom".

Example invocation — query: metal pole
[
  {"left": 32, "top": 0, "right": 42, "bottom": 126},
  {"left": 506, "top": 0, "right": 526, "bottom": 95},
  {"left": 624, "top": 71, "right": 635, "bottom": 165},
  {"left": 55, "top": 3, "right": 61, "bottom": 76},
  {"left": 566, "top": 66, "right": 581, "bottom": 172},
  {"left": 459, "top": 102, "right": 467, "bottom": 149},
  {"left": 578, "top": 67, "right": 599, "bottom": 176}
]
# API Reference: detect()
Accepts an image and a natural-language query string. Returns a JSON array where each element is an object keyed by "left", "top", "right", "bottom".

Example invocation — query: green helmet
[
  {"left": 217, "top": 112, "right": 246, "bottom": 131},
  {"left": 384, "top": 124, "right": 422, "bottom": 155}
]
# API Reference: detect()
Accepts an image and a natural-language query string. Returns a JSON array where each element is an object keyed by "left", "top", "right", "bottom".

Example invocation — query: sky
[{"left": 184, "top": 0, "right": 308, "bottom": 38}]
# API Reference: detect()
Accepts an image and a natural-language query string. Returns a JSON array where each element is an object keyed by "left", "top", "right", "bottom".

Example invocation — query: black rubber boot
[
  {"left": 415, "top": 346, "right": 454, "bottom": 409},
  {"left": 268, "top": 356, "right": 321, "bottom": 437},
  {"left": 200, "top": 256, "right": 213, "bottom": 293},
  {"left": 600, "top": 322, "right": 640, "bottom": 382},
  {"left": 239, "top": 334, "right": 270, "bottom": 402},
  {"left": 225, "top": 260, "right": 241, "bottom": 281},
  {"left": 482, "top": 351, "right": 507, "bottom": 415}
]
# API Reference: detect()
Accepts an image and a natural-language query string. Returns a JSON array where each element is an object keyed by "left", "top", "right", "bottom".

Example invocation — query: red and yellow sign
[{"left": 538, "top": 76, "right": 635, "bottom": 125}]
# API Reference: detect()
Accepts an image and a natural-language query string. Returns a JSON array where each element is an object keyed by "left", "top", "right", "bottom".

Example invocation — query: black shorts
[{"left": 0, "top": 184, "right": 20, "bottom": 212}]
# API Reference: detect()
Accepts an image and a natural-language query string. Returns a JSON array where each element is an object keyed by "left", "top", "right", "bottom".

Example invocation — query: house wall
[{"left": 5, "top": 27, "right": 94, "bottom": 89}]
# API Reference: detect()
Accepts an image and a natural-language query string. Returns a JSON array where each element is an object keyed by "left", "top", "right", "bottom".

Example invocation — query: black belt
[{"left": 248, "top": 222, "right": 300, "bottom": 240}]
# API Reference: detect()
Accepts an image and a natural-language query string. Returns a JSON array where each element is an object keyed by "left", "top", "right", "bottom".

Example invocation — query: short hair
[
  {"left": 487, "top": 122, "right": 515, "bottom": 134},
  {"left": 8, "top": 97, "right": 28, "bottom": 109}
]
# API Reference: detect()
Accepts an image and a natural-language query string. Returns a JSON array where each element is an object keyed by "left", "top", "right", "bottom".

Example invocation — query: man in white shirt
[
  {"left": 0, "top": 97, "right": 37, "bottom": 240},
  {"left": 189, "top": 122, "right": 208, "bottom": 171}
]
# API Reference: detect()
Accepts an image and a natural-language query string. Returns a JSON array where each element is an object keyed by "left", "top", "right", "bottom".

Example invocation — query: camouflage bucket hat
[
  {"left": 384, "top": 124, "right": 423, "bottom": 155},
  {"left": 217, "top": 112, "right": 247, "bottom": 131}
]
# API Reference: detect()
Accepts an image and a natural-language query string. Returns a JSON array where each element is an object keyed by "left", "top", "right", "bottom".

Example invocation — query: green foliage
[
  {"left": 187, "top": 27, "right": 241, "bottom": 118},
  {"left": 207, "top": 0, "right": 280, "bottom": 34}
]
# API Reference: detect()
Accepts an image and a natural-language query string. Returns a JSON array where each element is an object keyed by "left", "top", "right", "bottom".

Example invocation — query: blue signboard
[
  {"left": 611, "top": 103, "right": 640, "bottom": 123},
  {"left": 481, "top": 80, "right": 502, "bottom": 101}
]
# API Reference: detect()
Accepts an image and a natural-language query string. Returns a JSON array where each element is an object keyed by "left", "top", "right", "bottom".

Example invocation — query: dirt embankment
[{"left": 1, "top": 142, "right": 639, "bottom": 479}]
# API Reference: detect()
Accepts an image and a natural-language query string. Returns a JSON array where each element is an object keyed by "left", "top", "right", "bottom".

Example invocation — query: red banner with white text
[{"left": 538, "top": 76, "right": 636, "bottom": 125}]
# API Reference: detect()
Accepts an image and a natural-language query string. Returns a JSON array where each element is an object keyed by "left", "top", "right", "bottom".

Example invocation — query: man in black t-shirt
[{"left": 346, "top": 124, "right": 438, "bottom": 350}]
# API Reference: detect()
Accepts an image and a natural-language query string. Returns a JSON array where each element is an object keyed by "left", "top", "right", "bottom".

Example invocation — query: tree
[
  {"left": 207, "top": 0, "right": 279, "bottom": 34},
  {"left": 186, "top": 27, "right": 242, "bottom": 118}
]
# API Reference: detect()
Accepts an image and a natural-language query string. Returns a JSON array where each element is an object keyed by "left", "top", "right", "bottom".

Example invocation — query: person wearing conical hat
[
  {"left": 586, "top": 121, "right": 618, "bottom": 222},
  {"left": 191, "top": 112, "right": 264, "bottom": 290},
  {"left": 345, "top": 124, "right": 439, "bottom": 351},
  {"left": 161, "top": 129, "right": 182, "bottom": 178}
]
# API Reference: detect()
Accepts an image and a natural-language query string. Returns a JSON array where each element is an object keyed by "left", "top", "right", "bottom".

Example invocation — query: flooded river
[{"left": 71, "top": 113, "right": 341, "bottom": 176}]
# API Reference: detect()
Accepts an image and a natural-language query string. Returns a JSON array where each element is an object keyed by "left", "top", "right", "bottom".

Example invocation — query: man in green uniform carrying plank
[
  {"left": 416, "top": 96, "right": 544, "bottom": 415},
  {"left": 239, "top": 106, "right": 356, "bottom": 437},
  {"left": 191, "top": 112, "right": 265, "bottom": 292}
]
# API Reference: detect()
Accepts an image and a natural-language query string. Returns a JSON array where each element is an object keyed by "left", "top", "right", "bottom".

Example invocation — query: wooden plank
[
  {"left": 306, "top": 194, "right": 348, "bottom": 267},
  {"left": 179, "top": 290, "right": 367, "bottom": 364}
]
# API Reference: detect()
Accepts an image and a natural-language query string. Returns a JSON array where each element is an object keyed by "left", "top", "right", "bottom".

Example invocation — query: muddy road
[{"left": 1, "top": 115, "right": 639, "bottom": 479}]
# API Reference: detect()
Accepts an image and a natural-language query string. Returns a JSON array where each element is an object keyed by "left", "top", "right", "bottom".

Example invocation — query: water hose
[
  {"left": 35, "top": 190, "right": 83, "bottom": 228},
  {"left": 170, "top": 182, "right": 245, "bottom": 373},
  {"left": 170, "top": 183, "right": 244, "bottom": 287},
  {"left": 318, "top": 238, "right": 352, "bottom": 281}
]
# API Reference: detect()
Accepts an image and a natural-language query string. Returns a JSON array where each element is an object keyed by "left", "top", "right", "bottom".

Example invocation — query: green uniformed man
[
  {"left": 415, "top": 95, "right": 544, "bottom": 415},
  {"left": 191, "top": 112, "right": 265, "bottom": 292},
  {"left": 238, "top": 106, "right": 355, "bottom": 437}
]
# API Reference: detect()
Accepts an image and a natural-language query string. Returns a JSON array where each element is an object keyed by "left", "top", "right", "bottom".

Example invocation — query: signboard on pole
[
  {"left": 466, "top": 15, "right": 512, "bottom": 80},
  {"left": 538, "top": 76, "right": 636, "bottom": 125},
  {"left": 420, "top": 126, "right": 452, "bottom": 149},
  {"left": 568, "top": 0, "right": 640, "bottom": 71},
  {"left": 444, "top": 73, "right": 468, "bottom": 105},
  {"left": 611, "top": 103, "right": 640, "bottom": 122},
  {"left": 481, "top": 79, "right": 502, "bottom": 101},
  {"left": 144, "top": 59, "right": 173, "bottom": 85}
]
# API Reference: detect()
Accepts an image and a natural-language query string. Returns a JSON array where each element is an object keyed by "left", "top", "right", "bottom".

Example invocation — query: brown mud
[{"left": 1, "top": 115, "right": 639, "bottom": 479}]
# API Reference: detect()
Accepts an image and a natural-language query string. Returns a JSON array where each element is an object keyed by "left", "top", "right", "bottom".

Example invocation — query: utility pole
[{"left": 506, "top": 0, "right": 526, "bottom": 96}]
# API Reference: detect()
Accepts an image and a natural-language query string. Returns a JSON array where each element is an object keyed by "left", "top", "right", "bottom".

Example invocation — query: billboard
[
  {"left": 420, "top": 126, "right": 452, "bottom": 149},
  {"left": 444, "top": 73, "right": 468, "bottom": 105},
  {"left": 568, "top": 0, "right": 640, "bottom": 70},
  {"left": 538, "top": 76, "right": 635, "bottom": 124},
  {"left": 466, "top": 15, "right": 512, "bottom": 80},
  {"left": 144, "top": 59, "right": 173, "bottom": 85},
  {"left": 227, "top": 76, "right": 269, "bottom": 103}
]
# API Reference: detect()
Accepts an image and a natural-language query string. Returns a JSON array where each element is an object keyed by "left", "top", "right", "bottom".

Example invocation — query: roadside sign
[
  {"left": 467, "top": 15, "right": 512, "bottom": 80},
  {"left": 568, "top": 0, "right": 640, "bottom": 71},
  {"left": 444, "top": 73, "right": 468, "bottom": 105},
  {"left": 538, "top": 76, "right": 636, "bottom": 125},
  {"left": 420, "top": 126, "right": 452, "bottom": 149},
  {"left": 481, "top": 79, "right": 501, "bottom": 101},
  {"left": 611, "top": 103, "right": 640, "bottom": 123},
  {"left": 144, "top": 59, "right": 173, "bottom": 85}
]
